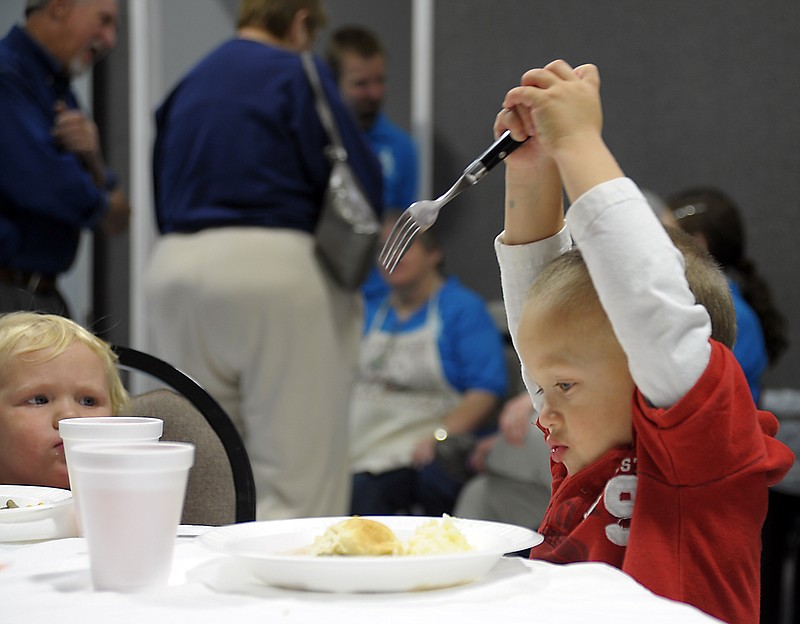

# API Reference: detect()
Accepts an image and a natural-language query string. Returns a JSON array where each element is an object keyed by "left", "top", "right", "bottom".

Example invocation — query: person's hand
[
  {"left": 100, "top": 188, "right": 131, "bottom": 236},
  {"left": 498, "top": 392, "right": 535, "bottom": 446},
  {"left": 52, "top": 101, "right": 101, "bottom": 158},
  {"left": 412, "top": 436, "right": 437, "bottom": 468},
  {"left": 493, "top": 102, "right": 548, "bottom": 174},
  {"left": 502, "top": 60, "right": 602, "bottom": 160},
  {"left": 467, "top": 435, "right": 497, "bottom": 473},
  {"left": 503, "top": 60, "right": 621, "bottom": 203},
  {"left": 52, "top": 101, "right": 110, "bottom": 187}
]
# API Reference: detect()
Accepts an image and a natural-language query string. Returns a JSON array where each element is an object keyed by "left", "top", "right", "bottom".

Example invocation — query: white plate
[
  {"left": 201, "top": 516, "right": 543, "bottom": 593},
  {"left": 0, "top": 485, "right": 77, "bottom": 542}
]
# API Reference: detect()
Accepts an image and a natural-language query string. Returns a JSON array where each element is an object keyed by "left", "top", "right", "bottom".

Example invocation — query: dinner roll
[{"left": 311, "top": 517, "right": 404, "bottom": 556}]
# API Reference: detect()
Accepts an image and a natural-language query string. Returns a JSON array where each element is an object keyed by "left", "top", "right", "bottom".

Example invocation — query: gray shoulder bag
[{"left": 301, "top": 52, "right": 380, "bottom": 290}]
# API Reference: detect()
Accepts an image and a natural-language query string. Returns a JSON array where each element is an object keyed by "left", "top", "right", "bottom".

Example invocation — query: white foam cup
[
  {"left": 67, "top": 442, "right": 195, "bottom": 592},
  {"left": 59, "top": 416, "right": 163, "bottom": 532}
]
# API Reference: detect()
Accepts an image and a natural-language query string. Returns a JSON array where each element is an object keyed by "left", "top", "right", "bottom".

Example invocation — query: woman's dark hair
[{"left": 667, "top": 186, "right": 788, "bottom": 365}]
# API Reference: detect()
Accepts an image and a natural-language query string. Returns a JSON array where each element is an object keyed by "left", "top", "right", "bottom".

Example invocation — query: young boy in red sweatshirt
[{"left": 494, "top": 59, "right": 794, "bottom": 624}]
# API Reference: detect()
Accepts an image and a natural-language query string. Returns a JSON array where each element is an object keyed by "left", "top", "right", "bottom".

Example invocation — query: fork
[{"left": 379, "top": 130, "right": 526, "bottom": 272}]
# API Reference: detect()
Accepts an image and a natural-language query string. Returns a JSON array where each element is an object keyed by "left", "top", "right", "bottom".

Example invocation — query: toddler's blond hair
[{"left": 0, "top": 312, "right": 129, "bottom": 414}]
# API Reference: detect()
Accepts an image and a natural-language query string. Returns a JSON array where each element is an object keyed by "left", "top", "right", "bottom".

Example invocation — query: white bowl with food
[
  {"left": 200, "top": 515, "right": 542, "bottom": 593},
  {"left": 0, "top": 485, "right": 77, "bottom": 542}
]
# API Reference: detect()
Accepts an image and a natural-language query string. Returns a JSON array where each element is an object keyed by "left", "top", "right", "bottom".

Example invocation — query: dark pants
[
  {"left": 761, "top": 488, "right": 800, "bottom": 624},
  {"left": 0, "top": 281, "right": 71, "bottom": 318},
  {"left": 351, "top": 460, "right": 464, "bottom": 516}
]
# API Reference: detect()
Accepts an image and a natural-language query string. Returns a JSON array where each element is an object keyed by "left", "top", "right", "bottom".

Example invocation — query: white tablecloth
[{"left": 0, "top": 530, "right": 722, "bottom": 624}]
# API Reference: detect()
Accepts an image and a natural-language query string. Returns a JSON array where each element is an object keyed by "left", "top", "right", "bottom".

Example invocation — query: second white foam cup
[
  {"left": 68, "top": 442, "right": 195, "bottom": 592},
  {"left": 59, "top": 417, "right": 164, "bottom": 532}
]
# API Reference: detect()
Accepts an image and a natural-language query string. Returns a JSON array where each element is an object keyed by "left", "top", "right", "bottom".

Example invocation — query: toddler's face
[
  {"left": 518, "top": 303, "right": 635, "bottom": 476},
  {"left": 0, "top": 343, "right": 113, "bottom": 489}
]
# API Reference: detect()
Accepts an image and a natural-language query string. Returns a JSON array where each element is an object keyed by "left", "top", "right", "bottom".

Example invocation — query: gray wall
[{"left": 5, "top": 1, "right": 798, "bottom": 390}]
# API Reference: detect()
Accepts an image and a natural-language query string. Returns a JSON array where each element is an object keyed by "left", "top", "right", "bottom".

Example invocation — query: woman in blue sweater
[{"left": 144, "top": 0, "right": 383, "bottom": 520}]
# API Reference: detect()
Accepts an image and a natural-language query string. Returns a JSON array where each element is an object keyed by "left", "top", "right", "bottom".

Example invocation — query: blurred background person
[
  {"left": 326, "top": 24, "right": 417, "bottom": 213},
  {"left": 0, "top": 0, "right": 130, "bottom": 317},
  {"left": 144, "top": 0, "right": 383, "bottom": 520},
  {"left": 349, "top": 214, "right": 507, "bottom": 517},
  {"left": 326, "top": 25, "right": 418, "bottom": 303},
  {"left": 666, "top": 187, "right": 788, "bottom": 405},
  {"left": 454, "top": 390, "right": 551, "bottom": 533}
]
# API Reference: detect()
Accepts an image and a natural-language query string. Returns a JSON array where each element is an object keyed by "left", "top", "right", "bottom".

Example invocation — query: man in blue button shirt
[{"left": 0, "top": 0, "right": 130, "bottom": 316}]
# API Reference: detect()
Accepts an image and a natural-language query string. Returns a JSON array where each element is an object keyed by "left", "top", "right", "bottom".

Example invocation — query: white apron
[{"left": 350, "top": 291, "right": 461, "bottom": 473}]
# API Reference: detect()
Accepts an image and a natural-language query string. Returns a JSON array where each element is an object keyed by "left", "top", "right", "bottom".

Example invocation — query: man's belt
[{"left": 0, "top": 267, "right": 57, "bottom": 294}]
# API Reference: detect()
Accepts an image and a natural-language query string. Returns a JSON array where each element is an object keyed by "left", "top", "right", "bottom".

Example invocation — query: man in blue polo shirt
[
  {"left": 326, "top": 25, "right": 419, "bottom": 301},
  {"left": 0, "top": 0, "right": 130, "bottom": 316}
]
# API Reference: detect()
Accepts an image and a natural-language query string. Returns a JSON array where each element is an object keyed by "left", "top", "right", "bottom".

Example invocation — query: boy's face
[
  {"left": 518, "top": 303, "right": 635, "bottom": 476},
  {"left": 0, "top": 342, "right": 113, "bottom": 489}
]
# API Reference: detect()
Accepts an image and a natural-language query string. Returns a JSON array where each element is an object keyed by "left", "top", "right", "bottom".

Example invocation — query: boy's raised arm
[
  {"left": 499, "top": 59, "right": 712, "bottom": 407},
  {"left": 494, "top": 106, "right": 563, "bottom": 246}
]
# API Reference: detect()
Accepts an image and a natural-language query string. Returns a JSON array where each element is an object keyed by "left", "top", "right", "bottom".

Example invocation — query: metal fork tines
[
  {"left": 378, "top": 131, "right": 526, "bottom": 273},
  {"left": 379, "top": 173, "right": 471, "bottom": 272},
  {"left": 378, "top": 210, "right": 421, "bottom": 273}
]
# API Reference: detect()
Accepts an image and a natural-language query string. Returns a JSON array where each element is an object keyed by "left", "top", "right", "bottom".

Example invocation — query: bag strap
[{"left": 301, "top": 52, "right": 347, "bottom": 162}]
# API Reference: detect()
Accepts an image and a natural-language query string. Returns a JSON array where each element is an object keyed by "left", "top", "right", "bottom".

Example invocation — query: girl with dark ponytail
[{"left": 666, "top": 187, "right": 788, "bottom": 404}]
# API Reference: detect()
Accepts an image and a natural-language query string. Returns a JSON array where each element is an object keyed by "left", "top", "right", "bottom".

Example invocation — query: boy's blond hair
[
  {"left": 526, "top": 227, "right": 736, "bottom": 349},
  {"left": 666, "top": 225, "right": 736, "bottom": 348},
  {"left": 0, "top": 312, "right": 129, "bottom": 414}
]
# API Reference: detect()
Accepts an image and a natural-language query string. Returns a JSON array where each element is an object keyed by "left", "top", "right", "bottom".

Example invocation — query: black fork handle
[{"left": 464, "top": 130, "right": 528, "bottom": 183}]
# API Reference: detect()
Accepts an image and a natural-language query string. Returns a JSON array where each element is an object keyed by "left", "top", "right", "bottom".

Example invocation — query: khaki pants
[{"left": 143, "top": 227, "right": 360, "bottom": 519}]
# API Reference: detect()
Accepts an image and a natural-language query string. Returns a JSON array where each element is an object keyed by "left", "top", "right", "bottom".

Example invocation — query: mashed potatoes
[
  {"left": 310, "top": 515, "right": 472, "bottom": 557},
  {"left": 404, "top": 515, "right": 472, "bottom": 555}
]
